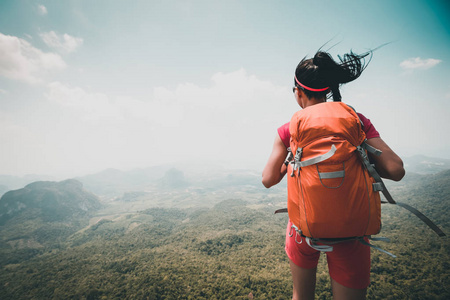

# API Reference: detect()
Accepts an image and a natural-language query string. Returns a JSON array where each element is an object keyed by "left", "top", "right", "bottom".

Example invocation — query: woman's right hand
[{"left": 262, "top": 134, "right": 288, "bottom": 188}]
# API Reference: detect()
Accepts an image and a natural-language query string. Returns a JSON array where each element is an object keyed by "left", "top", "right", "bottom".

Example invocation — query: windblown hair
[{"left": 295, "top": 50, "right": 372, "bottom": 101}]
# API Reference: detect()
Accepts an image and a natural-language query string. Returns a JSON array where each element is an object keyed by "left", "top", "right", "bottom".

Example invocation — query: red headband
[{"left": 294, "top": 75, "right": 329, "bottom": 92}]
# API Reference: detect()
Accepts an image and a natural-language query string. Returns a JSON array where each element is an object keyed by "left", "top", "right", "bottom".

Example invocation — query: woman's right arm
[
  {"left": 366, "top": 137, "right": 405, "bottom": 181},
  {"left": 262, "top": 134, "right": 288, "bottom": 188}
]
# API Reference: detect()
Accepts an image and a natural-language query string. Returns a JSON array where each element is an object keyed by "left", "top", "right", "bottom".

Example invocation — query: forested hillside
[{"left": 0, "top": 170, "right": 448, "bottom": 299}]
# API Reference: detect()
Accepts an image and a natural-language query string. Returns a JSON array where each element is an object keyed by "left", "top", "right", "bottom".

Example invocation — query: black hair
[{"left": 294, "top": 50, "right": 372, "bottom": 101}]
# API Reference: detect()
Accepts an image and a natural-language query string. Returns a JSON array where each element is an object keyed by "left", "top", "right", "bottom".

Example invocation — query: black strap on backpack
[{"left": 358, "top": 141, "right": 446, "bottom": 237}]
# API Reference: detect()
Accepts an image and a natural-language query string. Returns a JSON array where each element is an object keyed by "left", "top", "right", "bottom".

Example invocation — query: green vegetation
[{"left": 0, "top": 171, "right": 448, "bottom": 299}]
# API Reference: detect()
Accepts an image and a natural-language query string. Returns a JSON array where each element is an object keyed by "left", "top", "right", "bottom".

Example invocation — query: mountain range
[
  {"left": 0, "top": 164, "right": 448, "bottom": 299},
  {"left": 1, "top": 154, "right": 449, "bottom": 199},
  {"left": 402, "top": 155, "right": 450, "bottom": 174}
]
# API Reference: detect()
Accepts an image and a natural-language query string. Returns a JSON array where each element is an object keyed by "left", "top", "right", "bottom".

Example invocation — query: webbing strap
[
  {"left": 357, "top": 143, "right": 446, "bottom": 237},
  {"left": 356, "top": 145, "right": 396, "bottom": 204},
  {"left": 309, "top": 236, "right": 359, "bottom": 245},
  {"left": 297, "top": 144, "right": 337, "bottom": 168},
  {"left": 310, "top": 236, "right": 396, "bottom": 257},
  {"left": 275, "top": 218, "right": 402, "bottom": 258},
  {"left": 361, "top": 141, "right": 382, "bottom": 156},
  {"left": 274, "top": 208, "right": 288, "bottom": 214},
  {"left": 359, "top": 238, "right": 397, "bottom": 258},
  {"left": 369, "top": 236, "right": 391, "bottom": 242},
  {"left": 396, "top": 202, "right": 446, "bottom": 237},
  {"left": 372, "top": 182, "right": 384, "bottom": 192},
  {"left": 319, "top": 170, "right": 345, "bottom": 179},
  {"left": 294, "top": 233, "right": 396, "bottom": 257},
  {"left": 306, "top": 237, "right": 333, "bottom": 252}
]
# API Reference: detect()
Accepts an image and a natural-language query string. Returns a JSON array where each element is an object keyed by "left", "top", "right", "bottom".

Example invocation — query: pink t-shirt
[{"left": 277, "top": 112, "right": 380, "bottom": 148}]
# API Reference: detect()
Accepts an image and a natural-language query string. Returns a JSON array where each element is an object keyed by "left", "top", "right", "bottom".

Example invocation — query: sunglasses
[{"left": 292, "top": 85, "right": 304, "bottom": 93}]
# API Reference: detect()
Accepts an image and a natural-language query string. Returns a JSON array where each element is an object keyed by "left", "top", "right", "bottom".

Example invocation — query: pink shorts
[{"left": 285, "top": 220, "right": 371, "bottom": 289}]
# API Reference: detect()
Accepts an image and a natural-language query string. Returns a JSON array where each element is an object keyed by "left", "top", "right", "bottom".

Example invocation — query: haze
[{"left": 1, "top": 0, "right": 449, "bottom": 178}]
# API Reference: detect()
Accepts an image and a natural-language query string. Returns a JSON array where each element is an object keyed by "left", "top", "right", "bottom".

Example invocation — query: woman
[{"left": 262, "top": 50, "right": 405, "bottom": 300}]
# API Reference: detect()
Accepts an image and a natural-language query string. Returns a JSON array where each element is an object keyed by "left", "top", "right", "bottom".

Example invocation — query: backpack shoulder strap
[
  {"left": 395, "top": 202, "right": 446, "bottom": 237},
  {"left": 346, "top": 104, "right": 365, "bottom": 129},
  {"left": 358, "top": 141, "right": 446, "bottom": 237}
]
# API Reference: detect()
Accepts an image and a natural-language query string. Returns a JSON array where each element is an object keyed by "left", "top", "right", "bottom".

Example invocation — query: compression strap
[{"left": 357, "top": 143, "right": 446, "bottom": 237}]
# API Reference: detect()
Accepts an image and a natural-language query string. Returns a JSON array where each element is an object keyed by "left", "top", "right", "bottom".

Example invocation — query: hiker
[{"left": 262, "top": 50, "right": 405, "bottom": 300}]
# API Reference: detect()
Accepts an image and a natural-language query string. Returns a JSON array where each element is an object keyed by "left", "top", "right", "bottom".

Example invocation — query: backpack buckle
[
  {"left": 284, "top": 147, "right": 293, "bottom": 166},
  {"left": 373, "top": 182, "right": 384, "bottom": 192},
  {"left": 290, "top": 148, "right": 303, "bottom": 177},
  {"left": 289, "top": 224, "right": 304, "bottom": 245}
]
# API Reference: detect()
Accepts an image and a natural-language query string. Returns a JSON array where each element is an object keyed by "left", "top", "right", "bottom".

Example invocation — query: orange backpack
[
  {"left": 286, "top": 102, "right": 381, "bottom": 239},
  {"left": 277, "top": 101, "right": 444, "bottom": 256}
]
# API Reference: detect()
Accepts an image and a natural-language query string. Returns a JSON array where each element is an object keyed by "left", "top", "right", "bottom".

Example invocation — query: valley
[{"left": 0, "top": 163, "right": 448, "bottom": 299}]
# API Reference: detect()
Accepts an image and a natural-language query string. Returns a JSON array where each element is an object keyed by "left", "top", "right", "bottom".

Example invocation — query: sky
[{"left": 0, "top": 0, "right": 449, "bottom": 178}]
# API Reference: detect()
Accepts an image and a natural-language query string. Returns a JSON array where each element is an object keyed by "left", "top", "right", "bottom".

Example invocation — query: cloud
[
  {"left": 46, "top": 68, "right": 290, "bottom": 126},
  {"left": 0, "top": 33, "right": 66, "bottom": 83},
  {"left": 37, "top": 5, "right": 47, "bottom": 15},
  {"left": 149, "top": 68, "right": 293, "bottom": 139},
  {"left": 0, "top": 69, "right": 296, "bottom": 176},
  {"left": 40, "top": 31, "right": 84, "bottom": 53},
  {"left": 40, "top": 69, "right": 295, "bottom": 173},
  {"left": 46, "top": 81, "right": 183, "bottom": 126},
  {"left": 46, "top": 82, "right": 117, "bottom": 118},
  {"left": 400, "top": 57, "right": 442, "bottom": 70}
]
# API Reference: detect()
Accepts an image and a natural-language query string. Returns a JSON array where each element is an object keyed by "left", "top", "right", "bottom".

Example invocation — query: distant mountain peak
[
  {"left": 24, "top": 178, "right": 83, "bottom": 190},
  {"left": 0, "top": 179, "right": 101, "bottom": 224}
]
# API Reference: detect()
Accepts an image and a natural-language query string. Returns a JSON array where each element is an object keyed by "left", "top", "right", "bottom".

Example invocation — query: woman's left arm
[
  {"left": 262, "top": 134, "right": 288, "bottom": 188},
  {"left": 366, "top": 137, "right": 405, "bottom": 181}
]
